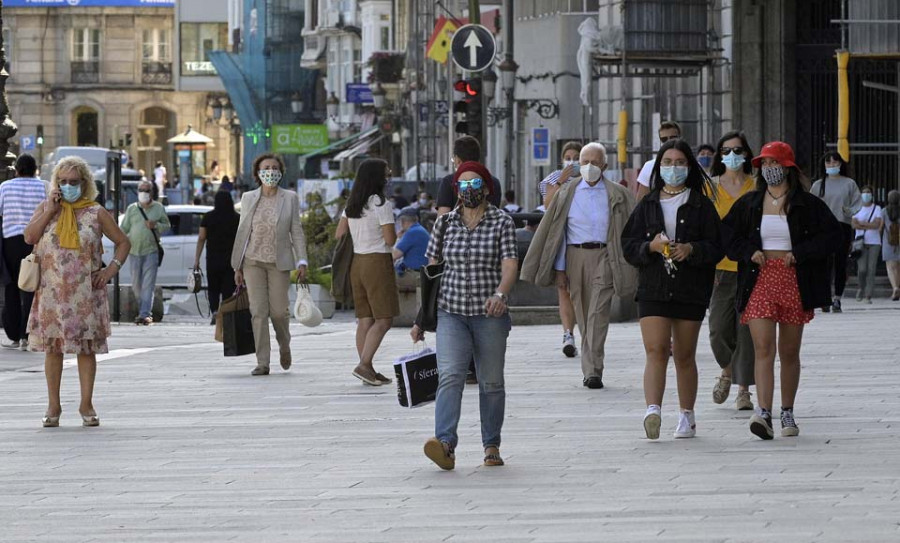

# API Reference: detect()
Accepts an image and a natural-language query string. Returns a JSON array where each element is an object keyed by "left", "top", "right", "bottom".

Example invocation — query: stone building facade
[{"left": 6, "top": 4, "right": 233, "bottom": 177}]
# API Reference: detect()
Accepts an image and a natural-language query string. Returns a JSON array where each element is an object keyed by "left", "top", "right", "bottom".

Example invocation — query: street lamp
[
  {"left": 370, "top": 82, "right": 386, "bottom": 110},
  {"left": 498, "top": 57, "right": 519, "bottom": 96},
  {"left": 290, "top": 92, "right": 304, "bottom": 115},
  {"left": 211, "top": 98, "right": 223, "bottom": 121},
  {"left": 482, "top": 69, "right": 497, "bottom": 103},
  {"left": 221, "top": 100, "right": 234, "bottom": 122},
  {"left": 326, "top": 92, "right": 340, "bottom": 119}
]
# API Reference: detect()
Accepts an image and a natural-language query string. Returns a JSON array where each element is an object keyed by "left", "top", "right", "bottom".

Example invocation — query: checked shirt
[{"left": 426, "top": 206, "right": 517, "bottom": 317}]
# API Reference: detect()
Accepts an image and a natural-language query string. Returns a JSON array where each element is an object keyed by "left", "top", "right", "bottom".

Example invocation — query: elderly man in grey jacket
[{"left": 521, "top": 143, "right": 637, "bottom": 389}]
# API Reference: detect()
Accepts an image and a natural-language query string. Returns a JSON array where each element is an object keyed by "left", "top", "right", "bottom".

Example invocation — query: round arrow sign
[{"left": 450, "top": 24, "right": 496, "bottom": 72}]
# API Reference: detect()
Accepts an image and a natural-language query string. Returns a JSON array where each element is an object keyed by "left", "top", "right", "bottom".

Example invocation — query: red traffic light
[{"left": 453, "top": 79, "right": 480, "bottom": 97}]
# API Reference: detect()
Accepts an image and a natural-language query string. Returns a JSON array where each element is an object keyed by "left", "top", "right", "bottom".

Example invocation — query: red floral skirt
[{"left": 741, "top": 259, "right": 814, "bottom": 326}]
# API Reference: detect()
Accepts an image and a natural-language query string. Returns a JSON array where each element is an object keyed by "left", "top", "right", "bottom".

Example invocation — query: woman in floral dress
[{"left": 24, "top": 156, "right": 131, "bottom": 428}]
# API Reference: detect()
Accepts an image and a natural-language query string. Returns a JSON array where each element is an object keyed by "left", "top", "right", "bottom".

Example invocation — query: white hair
[{"left": 580, "top": 142, "right": 608, "bottom": 163}]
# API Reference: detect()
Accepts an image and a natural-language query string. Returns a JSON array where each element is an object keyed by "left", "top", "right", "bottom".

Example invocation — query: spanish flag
[{"left": 426, "top": 17, "right": 458, "bottom": 64}]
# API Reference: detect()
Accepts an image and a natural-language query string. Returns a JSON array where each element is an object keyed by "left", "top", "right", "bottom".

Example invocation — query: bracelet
[
  {"left": 493, "top": 292, "right": 508, "bottom": 303},
  {"left": 111, "top": 258, "right": 123, "bottom": 269}
]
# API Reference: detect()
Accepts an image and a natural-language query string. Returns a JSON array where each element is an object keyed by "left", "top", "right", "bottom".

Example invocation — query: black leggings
[
  {"left": 2, "top": 235, "right": 34, "bottom": 341},
  {"left": 207, "top": 266, "right": 236, "bottom": 314},
  {"left": 832, "top": 223, "right": 853, "bottom": 297}
]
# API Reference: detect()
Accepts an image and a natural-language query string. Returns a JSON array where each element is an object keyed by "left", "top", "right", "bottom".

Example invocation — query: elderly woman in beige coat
[{"left": 231, "top": 153, "right": 307, "bottom": 376}]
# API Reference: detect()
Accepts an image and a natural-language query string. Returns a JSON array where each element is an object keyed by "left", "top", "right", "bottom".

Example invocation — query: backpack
[{"left": 890, "top": 221, "right": 900, "bottom": 246}]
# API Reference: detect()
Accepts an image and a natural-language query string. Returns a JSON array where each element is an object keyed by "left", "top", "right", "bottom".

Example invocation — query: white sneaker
[
  {"left": 643, "top": 405, "right": 661, "bottom": 440},
  {"left": 1, "top": 339, "right": 20, "bottom": 350},
  {"left": 673, "top": 410, "right": 696, "bottom": 438},
  {"left": 562, "top": 330, "right": 577, "bottom": 358},
  {"left": 19, "top": 339, "right": 28, "bottom": 352}
]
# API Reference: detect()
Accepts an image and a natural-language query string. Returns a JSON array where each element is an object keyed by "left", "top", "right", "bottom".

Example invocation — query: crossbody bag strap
[
  {"left": 137, "top": 205, "right": 161, "bottom": 245},
  {"left": 436, "top": 213, "right": 451, "bottom": 262}
]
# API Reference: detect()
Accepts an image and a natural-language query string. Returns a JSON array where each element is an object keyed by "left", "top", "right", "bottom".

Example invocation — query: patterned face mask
[
  {"left": 761, "top": 165, "right": 785, "bottom": 186},
  {"left": 459, "top": 188, "right": 486, "bottom": 208},
  {"left": 258, "top": 169, "right": 283, "bottom": 187}
]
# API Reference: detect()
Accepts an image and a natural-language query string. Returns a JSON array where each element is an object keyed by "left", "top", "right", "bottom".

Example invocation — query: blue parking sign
[
  {"left": 531, "top": 127, "right": 551, "bottom": 166},
  {"left": 20, "top": 135, "right": 35, "bottom": 151}
]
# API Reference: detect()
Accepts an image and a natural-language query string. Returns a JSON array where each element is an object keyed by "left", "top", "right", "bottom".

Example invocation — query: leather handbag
[
  {"left": 18, "top": 252, "right": 40, "bottom": 292},
  {"left": 414, "top": 218, "right": 449, "bottom": 333},
  {"left": 137, "top": 205, "right": 165, "bottom": 266}
]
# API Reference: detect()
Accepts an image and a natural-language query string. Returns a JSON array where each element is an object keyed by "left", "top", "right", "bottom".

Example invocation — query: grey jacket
[
  {"left": 230, "top": 187, "right": 307, "bottom": 271},
  {"left": 520, "top": 178, "right": 637, "bottom": 299}
]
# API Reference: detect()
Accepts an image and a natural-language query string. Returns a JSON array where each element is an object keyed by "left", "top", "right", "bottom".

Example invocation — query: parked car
[
  {"left": 40, "top": 146, "right": 127, "bottom": 181},
  {"left": 102, "top": 205, "right": 213, "bottom": 288},
  {"left": 94, "top": 169, "right": 150, "bottom": 210}
]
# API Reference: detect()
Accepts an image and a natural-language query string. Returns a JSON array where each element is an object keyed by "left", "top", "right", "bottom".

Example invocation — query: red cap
[
  {"left": 452, "top": 161, "right": 494, "bottom": 195},
  {"left": 752, "top": 141, "right": 797, "bottom": 168}
]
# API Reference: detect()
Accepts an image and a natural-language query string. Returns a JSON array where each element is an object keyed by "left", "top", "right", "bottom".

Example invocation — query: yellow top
[{"left": 711, "top": 175, "right": 756, "bottom": 272}]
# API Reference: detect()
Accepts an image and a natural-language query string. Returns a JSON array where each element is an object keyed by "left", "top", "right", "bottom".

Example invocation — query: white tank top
[{"left": 760, "top": 215, "right": 792, "bottom": 250}]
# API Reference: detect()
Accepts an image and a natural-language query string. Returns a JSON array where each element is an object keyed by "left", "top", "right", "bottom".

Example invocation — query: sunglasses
[
  {"left": 458, "top": 178, "right": 483, "bottom": 191},
  {"left": 720, "top": 146, "right": 746, "bottom": 155},
  {"left": 138, "top": 189, "right": 152, "bottom": 193},
  {"left": 659, "top": 136, "right": 680, "bottom": 143},
  {"left": 58, "top": 178, "right": 81, "bottom": 186}
]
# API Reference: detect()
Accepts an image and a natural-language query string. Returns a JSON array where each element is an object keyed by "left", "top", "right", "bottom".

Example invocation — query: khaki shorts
[{"left": 350, "top": 253, "right": 400, "bottom": 319}]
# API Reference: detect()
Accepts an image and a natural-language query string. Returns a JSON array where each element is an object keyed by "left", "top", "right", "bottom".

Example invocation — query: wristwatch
[
  {"left": 111, "top": 258, "right": 123, "bottom": 269},
  {"left": 493, "top": 292, "right": 508, "bottom": 303}
]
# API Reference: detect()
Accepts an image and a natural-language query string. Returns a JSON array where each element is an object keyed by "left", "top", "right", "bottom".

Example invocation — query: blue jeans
[
  {"left": 130, "top": 252, "right": 158, "bottom": 319},
  {"left": 434, "top": 310, "right": 511, "bottom": 449}
]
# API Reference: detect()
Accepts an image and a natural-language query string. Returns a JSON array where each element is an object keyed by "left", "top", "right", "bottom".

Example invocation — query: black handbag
[
  {"left": 850, "top": 206, "right": 877, "bottom": 260},
  {"left": 415, "top": 217, "right": 449, "bottom": 333},
  {"left": 137, "top": 205, "right": 165, "bottom": 267}
]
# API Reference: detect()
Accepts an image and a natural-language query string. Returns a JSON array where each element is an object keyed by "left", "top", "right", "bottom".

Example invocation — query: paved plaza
[{"left": 1, "top": 299, "right": 899, "bottom": 542}]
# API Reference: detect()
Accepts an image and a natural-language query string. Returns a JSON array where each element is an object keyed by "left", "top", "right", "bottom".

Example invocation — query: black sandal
[{"left": 483, "top": 447, "right": 504, "bottom": 466}]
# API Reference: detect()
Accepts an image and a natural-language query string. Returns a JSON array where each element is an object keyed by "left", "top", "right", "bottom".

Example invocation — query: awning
[
  {"left": 334, "top": 132, "right": 384, "bottom": 161},
  {"left": 168, "top": 126, "right": 215, "bottom": 146},
  {"left": 297, "top": 127, "right": 379, "bottom": 162}
]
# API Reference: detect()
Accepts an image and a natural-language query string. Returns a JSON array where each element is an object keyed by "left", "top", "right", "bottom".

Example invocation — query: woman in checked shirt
[{"left": 411, "top": 161, "right": 518, "bottom": 471}]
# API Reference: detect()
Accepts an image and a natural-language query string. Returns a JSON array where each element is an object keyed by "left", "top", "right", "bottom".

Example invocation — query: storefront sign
[
  {"left": 346, "top": 83, "right": 373, "bottom": 104},
  {"left": 272, "top": 124, "right": 329, "bottom": 154},
  {"left": 6, "top": 0, "right": 175, "bottom": 6}
]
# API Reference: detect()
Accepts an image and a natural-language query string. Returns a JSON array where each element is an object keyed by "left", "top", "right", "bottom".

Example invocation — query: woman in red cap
[
  {"left": 722, "top": 141, "right": 839, "bottom": 440},
  {"left": 411, "top": 161, "right": 518, "bottom": 470}
]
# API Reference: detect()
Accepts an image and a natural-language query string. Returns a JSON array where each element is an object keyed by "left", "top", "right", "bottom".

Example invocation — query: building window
[
  {"left": 180, "top": 23, "right": 228, "bottom": 76},
  {"left": 380, "top": 27, "right": 390, "bottom": 50},
  {"left": 73, "top": 28, "right": 100, "bottom": 61},
  {"left": 143, "top": 29, "right": 170, "bottom": 62}
]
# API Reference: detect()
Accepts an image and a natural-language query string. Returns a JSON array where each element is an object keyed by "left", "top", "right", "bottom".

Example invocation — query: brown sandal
[{"left": 483, "top": 446, "right": 504, "bottom": 466}]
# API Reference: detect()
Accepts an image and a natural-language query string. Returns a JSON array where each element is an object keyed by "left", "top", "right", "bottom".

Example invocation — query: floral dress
[{"left": 27, "top": 205, "right": 111, "bottom": 354}]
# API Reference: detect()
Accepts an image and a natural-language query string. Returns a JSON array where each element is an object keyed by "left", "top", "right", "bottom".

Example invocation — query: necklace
[
  {"left": 462, "top": 211, "right": 484, "bottom": 230},
  {"left": 766, "top": 188, "right": 786, "bottom": 205},
  {"left": 661, "top": 185, "right": 688, "bottom": 196}
]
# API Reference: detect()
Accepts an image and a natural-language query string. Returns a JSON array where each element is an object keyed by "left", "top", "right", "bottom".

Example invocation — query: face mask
[
  {"left": 258, "top": 169, "right": 282, "bottom": 187},
  {"left": 698, "top": 156, "right": 713, "bottom": 169},
  {"left": 825, "top": 166, "right": 841, "bottom": 176},
  {"left": 418, "top": 198, "right": 429, "bottom": 207},
  {"left": 579, "top": 164, "right": 602, "bottom": 184},
  {"left": 138, "top": 192, "right": 151, "bottom": 204},
  {"left": 563, "top": 160, "right": 579, "bottom": 169},
  {"left": 861, "top": 193, "right": 873, "bottom": 204},
  {"left": 459, "top": 188, "right": 486, "bottom": 208},
  {"left": 60, "top": 184, "right": 82, "bottom": 203},
  {"left": 761, "top": 165, "right": 785, "bottom": 186},
  {"left": 722, "top": 151, "right": 746, "bottom": 171},
  {"left": 660, "top": 166, "right": 688, "bottom": 187}
]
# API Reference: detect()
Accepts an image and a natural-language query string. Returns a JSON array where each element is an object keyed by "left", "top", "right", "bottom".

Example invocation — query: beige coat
[
  {"left": 520, "top": 178, "right": 637, "bottom": 298},
  {"left": 231, "top": 187, "right": 307, "bottom": 271}
]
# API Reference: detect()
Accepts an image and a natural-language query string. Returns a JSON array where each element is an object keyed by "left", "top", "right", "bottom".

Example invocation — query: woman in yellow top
[{"left": 707, "top": 131, "right": 757, "bottom": 411}]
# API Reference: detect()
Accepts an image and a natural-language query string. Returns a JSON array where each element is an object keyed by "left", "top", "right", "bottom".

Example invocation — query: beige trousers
[
  {"left": 244, "top": 259, "right": 291, "bottom": 368},
  {"left": 566, "top": 246, "right": 614, "bottom": 379}
]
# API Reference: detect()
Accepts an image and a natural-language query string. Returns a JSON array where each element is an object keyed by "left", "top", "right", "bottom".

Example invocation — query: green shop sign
[{"left": 271, "top": 124, "right": 329, "bottom": 154}]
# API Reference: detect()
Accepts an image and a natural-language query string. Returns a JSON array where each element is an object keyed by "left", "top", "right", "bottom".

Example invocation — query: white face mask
[
  {"left": 579, "top": 163, "right": 603, "bottom": 184},
  {"left": 138, "top": 192, "right": 151, "bottom": 204},
  {"left": 258, "top": 169, "right": 283, "bottom": 187}
]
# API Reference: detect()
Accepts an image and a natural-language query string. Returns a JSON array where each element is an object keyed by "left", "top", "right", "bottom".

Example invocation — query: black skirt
[{"left": 638, "top": 301, "right": 707, "bottom": 322}]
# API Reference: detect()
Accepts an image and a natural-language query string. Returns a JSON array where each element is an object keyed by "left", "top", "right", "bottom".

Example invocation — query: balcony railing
[
  {"left": 142, "top": 61, "right": 172, "bottom": 85},
  {"left": 71, "top": 61, "right": 99, "bottom": 84}
]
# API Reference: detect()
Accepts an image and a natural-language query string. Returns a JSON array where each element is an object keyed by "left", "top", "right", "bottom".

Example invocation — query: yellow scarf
[{"left": 57, "top": 198, "right": 99, "bottom": 249}]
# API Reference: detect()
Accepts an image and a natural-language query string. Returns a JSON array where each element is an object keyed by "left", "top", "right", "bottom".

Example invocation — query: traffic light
[
  {"left": 36, "top": 124, "right": 44, "bottom": 147},
  {"left": 452, "top": 78, "right": 483, "bottom": 142},
  {"left": 125, "top": 132, "right": 132, "bottom": 146}
]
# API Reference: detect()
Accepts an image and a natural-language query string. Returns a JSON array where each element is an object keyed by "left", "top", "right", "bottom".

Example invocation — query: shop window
[{"left": 180, "top": 23, "right": 228, "bottom": 76}]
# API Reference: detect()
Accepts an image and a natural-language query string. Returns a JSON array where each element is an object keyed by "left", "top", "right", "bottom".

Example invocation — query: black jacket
[
  {"left": 722, "top": 189, "right": 840, "bottom": 312},
  {"left": 621, "top": 188, "right": 724, "bottom": 307}
]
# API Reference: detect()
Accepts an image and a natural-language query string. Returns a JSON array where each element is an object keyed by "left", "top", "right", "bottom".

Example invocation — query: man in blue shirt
[
  {"left": 392, "top": 208, "right": 430, "bottom": 275},
  {"left": 0, "top": 154, "right": 48, "bottom": 350}
]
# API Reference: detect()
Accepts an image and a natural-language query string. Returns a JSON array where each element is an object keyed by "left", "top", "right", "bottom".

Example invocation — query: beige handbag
[{"left": 18, "top": 252, "right": 40, "bottom": 292}]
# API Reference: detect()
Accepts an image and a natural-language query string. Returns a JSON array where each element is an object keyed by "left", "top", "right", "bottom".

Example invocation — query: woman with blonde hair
[{"left": 24, "top": 156, "right": 131, "bottom": 427}]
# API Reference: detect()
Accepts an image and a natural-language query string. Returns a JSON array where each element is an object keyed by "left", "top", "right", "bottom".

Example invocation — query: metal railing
[
  {"left": 142, "top": 62, "right": 172, "bottom": 85},
  {"left": 71, "top": 61, "right": 99, "bottom": 83}
]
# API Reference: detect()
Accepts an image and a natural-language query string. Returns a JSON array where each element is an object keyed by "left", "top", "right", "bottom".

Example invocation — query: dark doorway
[{"left": 75, "top": 108, "right": 99, "bottom": 146}]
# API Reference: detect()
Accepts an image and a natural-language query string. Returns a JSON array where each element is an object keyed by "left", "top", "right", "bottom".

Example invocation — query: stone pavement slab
[{"left": 0, "top": 298, "right": 899, "bottom": 542}]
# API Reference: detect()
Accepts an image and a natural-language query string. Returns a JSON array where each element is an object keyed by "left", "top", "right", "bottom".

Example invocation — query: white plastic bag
[{"left": 294, "top": 283, "right": 323, "bottom": 327}]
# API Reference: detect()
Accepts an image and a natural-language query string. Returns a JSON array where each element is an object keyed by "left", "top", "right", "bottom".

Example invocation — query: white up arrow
[{"left": 463, "top": 30, "right": 482, "bottom": 68}]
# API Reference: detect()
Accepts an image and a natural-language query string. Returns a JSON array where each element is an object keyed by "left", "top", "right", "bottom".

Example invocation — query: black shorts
[{"left": 638, "top": 301, "right": 707, "bottom": 322}]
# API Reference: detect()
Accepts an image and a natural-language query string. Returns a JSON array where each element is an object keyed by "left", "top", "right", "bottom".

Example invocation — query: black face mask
[{"left": 459, "top": 189, "right": 486, "bottom": 208}]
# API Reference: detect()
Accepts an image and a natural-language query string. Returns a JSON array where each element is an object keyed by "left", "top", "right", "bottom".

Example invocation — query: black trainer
[
  {"left": 832, "top": 299, "right": 842, "bottom": 313},
  {"left": 583, "top": 376, "right": 603, "bottom": 389},
  {"left": 750, "top": 413, "right": 774, "bottom": 440}
]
